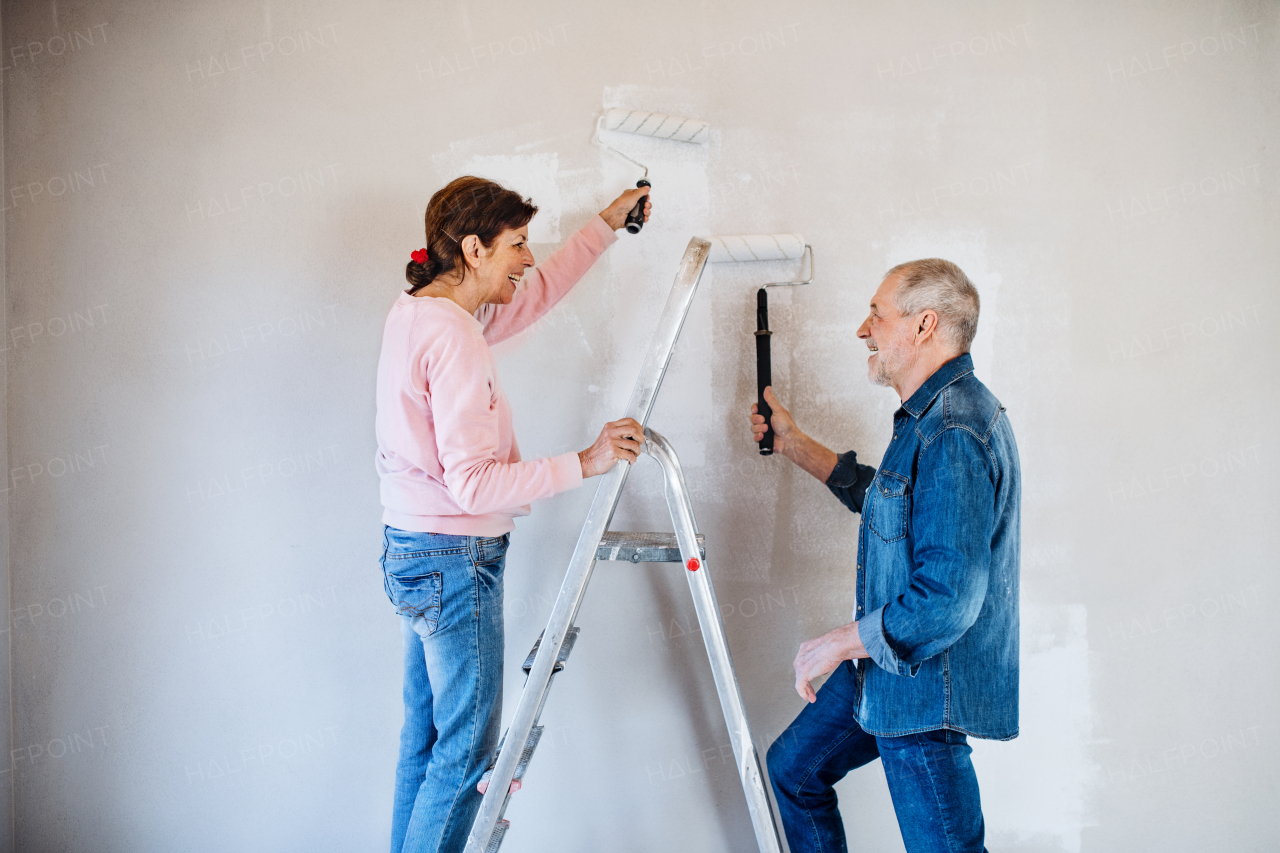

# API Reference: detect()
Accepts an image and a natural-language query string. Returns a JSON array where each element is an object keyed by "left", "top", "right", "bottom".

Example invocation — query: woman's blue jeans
[
  {"left": 381, "top": 526, "right": 510, "bottom": 853},
  {"left": 767, "top": 661, "right": 988, "bottom": 853}
]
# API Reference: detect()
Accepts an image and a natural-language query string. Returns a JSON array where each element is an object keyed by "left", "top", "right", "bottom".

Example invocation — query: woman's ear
[{"left": 461, "top": 234, "right": 483, "bottom": 270}]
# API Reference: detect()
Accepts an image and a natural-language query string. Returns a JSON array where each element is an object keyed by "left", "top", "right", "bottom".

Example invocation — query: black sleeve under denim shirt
[{"left": 825, "top": 451, "right": 877, "bottom": 514}]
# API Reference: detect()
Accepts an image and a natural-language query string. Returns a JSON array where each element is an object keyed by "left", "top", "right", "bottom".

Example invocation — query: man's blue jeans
[
  {"left": 767, "top": 661, "right": 988, "bottom": 853},
  {"left": 381, "top": 526, "right": 510, "bottom": 853}
]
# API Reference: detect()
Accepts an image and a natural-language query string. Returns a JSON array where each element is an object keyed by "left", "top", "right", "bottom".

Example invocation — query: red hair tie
[{"left": 410, "top": 248, "right": 429, "bottom": 264}]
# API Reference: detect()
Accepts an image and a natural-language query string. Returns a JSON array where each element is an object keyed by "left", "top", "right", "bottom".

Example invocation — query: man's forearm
[{"left": 782, "top": 430, "right": 839, "bottom": 483}]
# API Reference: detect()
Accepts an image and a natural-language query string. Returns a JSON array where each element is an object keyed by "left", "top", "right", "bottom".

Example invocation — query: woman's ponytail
[{"left": 405, "top": 254, "right": 445, "bottom": 292}]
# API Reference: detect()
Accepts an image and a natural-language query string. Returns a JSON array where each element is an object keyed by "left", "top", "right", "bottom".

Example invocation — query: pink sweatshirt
[{"left": 375, "top": 215, "right": 619, "bottom": 536}]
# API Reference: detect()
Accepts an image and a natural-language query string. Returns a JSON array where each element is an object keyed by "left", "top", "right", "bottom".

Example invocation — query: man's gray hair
[{"left": 885, "top": 258, "right": 980, "bottom": 352}]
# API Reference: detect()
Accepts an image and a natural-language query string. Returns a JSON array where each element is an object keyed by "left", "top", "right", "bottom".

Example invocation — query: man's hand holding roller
[{"left": 749, "top": 386, "right": 838, "bottom": 484}]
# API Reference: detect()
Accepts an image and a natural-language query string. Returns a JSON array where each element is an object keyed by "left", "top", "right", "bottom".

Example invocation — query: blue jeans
[
  {"left": 381, "top": 526, "right": 510, "bottom": 853},
  {"left": 767, "top": 661, "right": 987, "bottom": 853}
]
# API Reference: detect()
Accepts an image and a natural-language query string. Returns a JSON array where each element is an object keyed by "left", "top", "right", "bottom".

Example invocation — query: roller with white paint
[
  {"left": 702, "top": 234, "right": 813, "bottom": 455},
  {"left": 704, "top": 233, "right": 806, "bottom": 264},
  {"left": 594, "top": 109, "right": 709, "bottom": 233},
  {"left": 601, "top": 109, "right": 710, "bottom": 143}
]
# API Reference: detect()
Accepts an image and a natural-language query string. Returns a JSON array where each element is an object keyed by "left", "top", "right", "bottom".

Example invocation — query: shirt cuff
[
  {"left": 860, "top": 605, "right": 920, "bottom": 677},
  {"left": 584, "top": 214, "right": 621, "bottom": 249},
  {"left": 825, "top": 450, "right": 863, "bottom": 487},
  {"left": 549, "top": 451, "right": 585, "bottom": 494}
]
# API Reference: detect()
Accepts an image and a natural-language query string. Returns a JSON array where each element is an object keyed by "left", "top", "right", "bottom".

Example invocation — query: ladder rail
[
  {"left": 645, "top": 428, "right": 784, "bottom": 853},
  {"left": 462, "top": 237, "right": 712, "bottom": 853}
]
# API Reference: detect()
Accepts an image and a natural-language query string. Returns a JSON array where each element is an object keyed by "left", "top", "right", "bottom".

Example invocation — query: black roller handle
[
  {"left": 624, "top": 179, "right": 651, "bottom": 234},
  {"left": 755, "top": 287, "right": 774, "bottom": 455}
]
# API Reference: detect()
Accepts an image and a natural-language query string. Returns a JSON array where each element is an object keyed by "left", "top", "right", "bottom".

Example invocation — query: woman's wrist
[{"left": 598, "top": 208, "right": 622, "bottom": 231}]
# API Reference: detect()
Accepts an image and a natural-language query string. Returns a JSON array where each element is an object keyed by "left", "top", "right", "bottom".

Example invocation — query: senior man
[{"left": 749, "top": 259, "right": 1020, "bottom": 853}]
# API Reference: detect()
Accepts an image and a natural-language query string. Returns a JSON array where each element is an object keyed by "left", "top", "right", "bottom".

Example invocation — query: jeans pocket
[
  {"left": 383, "top": 559, "right": 444, "bottom": 629},
  {"left": 869, "top": 471, "right": 909, "bottom": 542},
  {"left": 473, "top": 533, "right": 510, "bottom": 567}
]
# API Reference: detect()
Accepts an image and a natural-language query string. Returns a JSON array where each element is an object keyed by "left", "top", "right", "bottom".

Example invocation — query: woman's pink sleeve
[
  {"left": 478, "top": 215, "right": 618, "bottom": 345},
  {"left": 427, "top": 325, "right": 582, "bottom": 514}
]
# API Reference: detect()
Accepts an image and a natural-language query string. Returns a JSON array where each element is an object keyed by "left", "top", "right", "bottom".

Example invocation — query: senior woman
[{"left": 376, "top": 175, "right": 651, "bottom": 853}]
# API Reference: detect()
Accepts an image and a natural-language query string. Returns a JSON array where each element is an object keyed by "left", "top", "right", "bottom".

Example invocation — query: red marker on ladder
[{"left": 686, "top": 557, "right": 700, "bottom": 572}]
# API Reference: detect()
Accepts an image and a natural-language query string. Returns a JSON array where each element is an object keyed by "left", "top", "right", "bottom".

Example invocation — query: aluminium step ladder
[{"left": 463, "top": 238, "right": 783, "bottom": 853}]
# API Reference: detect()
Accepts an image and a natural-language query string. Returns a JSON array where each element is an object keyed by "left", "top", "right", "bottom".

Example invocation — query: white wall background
[{"left": 2, "top": 1, "right": 1276, "bottom": 851}]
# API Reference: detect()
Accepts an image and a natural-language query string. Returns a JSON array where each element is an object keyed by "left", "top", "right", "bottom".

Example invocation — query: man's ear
[{"left": 916, "top": 310, "right": 939, "bottom": 341}]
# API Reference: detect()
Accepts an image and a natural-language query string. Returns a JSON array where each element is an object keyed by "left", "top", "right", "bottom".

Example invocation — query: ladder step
[
  {"left": 484, "top": 819, "right": 510, "bottom": 853},
  {"left": 480, "top": 726, "right": 544, "bottom": 787},
  {"left": 597, "top": 531, "right": 707, "bottom": 563},
  {"left": 513, "top": 725, "right": 543, "bottom": 779},
  {"left": 522, "top": 627, "right": 579, "bottom": 675}
]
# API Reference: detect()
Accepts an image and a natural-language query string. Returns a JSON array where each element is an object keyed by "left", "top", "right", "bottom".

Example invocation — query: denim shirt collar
[{"left": 898, "top": 353, "right": 975, "bottom": 419}]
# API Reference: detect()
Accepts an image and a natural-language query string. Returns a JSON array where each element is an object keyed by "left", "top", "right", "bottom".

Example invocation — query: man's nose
[{"left": 856, "top": 318, "right": 871, "bottom": 338}]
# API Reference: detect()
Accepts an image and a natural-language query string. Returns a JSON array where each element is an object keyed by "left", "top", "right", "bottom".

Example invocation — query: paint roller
[
  {"left": 594, "top": 109, "right": 710, "bottom": 234},
  {"left": 703, "top": 234, "right": 813, "bottom": 455}
]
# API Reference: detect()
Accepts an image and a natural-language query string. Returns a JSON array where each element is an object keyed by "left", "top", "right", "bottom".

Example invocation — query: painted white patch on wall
[
  {"left": 884, "top": 229, "right": 1001, "bottom": 385},
  {"left": 432, "top": 152, "right": 562, "bottom": 243},
  {"left": 975, "top": 603, "right": 1092, "bottom": 853}
]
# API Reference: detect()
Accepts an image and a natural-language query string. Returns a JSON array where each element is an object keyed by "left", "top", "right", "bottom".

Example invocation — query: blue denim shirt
[{"left": 825, "top": 354, "right": 1021, "bottom": 740}]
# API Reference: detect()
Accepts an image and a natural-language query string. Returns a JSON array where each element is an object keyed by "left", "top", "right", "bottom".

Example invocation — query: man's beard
[
  {"left": 870, "top": 336, "right": 912, "bottom": 388},
  {"left": 871, "top": 355, "right": 894, "bottom": 387}
]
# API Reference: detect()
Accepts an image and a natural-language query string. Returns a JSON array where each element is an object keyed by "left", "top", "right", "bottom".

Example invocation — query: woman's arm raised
[{"left": 477, "top": 186, "right": 651, "bottom": 344}]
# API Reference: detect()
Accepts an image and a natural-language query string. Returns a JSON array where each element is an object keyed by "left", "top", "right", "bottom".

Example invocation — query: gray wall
[
  {"left": 3, "top": 1, "right": 1277, "bottom": 850},
  {"left": 0, "top": 4, "right": 9, "bottom": 845}
]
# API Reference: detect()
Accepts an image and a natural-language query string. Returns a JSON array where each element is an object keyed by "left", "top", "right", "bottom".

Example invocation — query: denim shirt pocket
[{"left": 868, "top": 470, "right": 910, "bottom": 543}]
